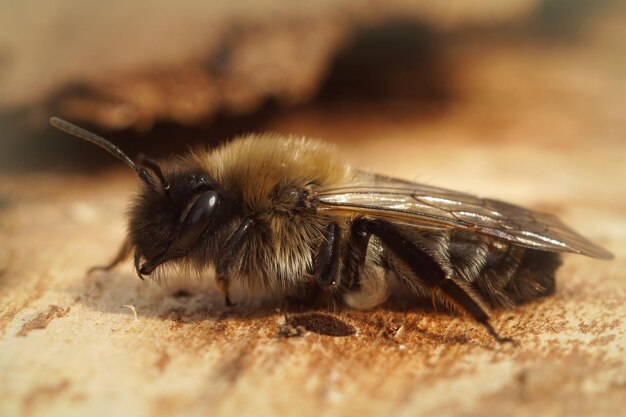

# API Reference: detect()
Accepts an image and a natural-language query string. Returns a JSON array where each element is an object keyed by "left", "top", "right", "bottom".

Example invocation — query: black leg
[
  {"left": 315, "top": 222, "right": 341, "bottom": 289},
  {"left": 341, "top": 218, "right": 373, "bottom": 291},
  {"left": 215, "top": 217, "right": 256, "bottom": 306},
  {"left": 353, "top": 218, "right": 511, "bottom": 343},
  {"left": 89, "top": 238, "right": 133, "bottom": 275},
  {"left": 437, "top": 280, "right": 512, "bottom": 343},
  {"left": 133, "top": 250, "right": 145, "bottom": 280},
  {"left": 215, "top": 275, "right": 235, "bottom": 307}
]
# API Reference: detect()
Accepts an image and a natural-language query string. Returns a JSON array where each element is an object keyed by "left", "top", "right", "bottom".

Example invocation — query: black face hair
[
  {"left": 129, "top": 170, "right": 224, "bottom": 276},
  {"left": 49, "top": 117, "right": 167, "bottom": 192},
  {"left": 50, "top": 117, "right": 231, "bottom": 279}
]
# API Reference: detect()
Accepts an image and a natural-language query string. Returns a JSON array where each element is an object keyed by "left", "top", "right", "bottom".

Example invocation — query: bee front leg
[
  {"left": 89, "top": 238, "right": 133, "bottom": 275},
  {"left": 216, "top": 217, "right": 256, "bottom": 307},
  {"left": 214, "top": 275, "right": 235, "bottom": 307}
]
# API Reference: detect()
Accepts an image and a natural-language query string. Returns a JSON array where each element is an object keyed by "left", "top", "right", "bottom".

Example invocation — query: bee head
[
  {"left": 50, "top": 118, "right": 226, "bottom": 278},
  {"left": 128, "top": 168, "right": 224, "bottom": 278}
]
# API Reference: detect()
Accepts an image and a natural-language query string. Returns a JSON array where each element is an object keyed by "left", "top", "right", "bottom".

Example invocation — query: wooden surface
[{"left": 1, "top": 4, "right": 625, "bottom": 417}]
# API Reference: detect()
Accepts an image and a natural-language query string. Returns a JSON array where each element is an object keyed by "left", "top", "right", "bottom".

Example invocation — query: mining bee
[{"left": 51, "top": 117, "right": 612, "bottom": 342}]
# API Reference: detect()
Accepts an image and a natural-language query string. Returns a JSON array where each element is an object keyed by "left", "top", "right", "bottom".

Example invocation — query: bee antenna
[
  {"left": 137, "top": 154, "right": 171, "bottom": 191},
  {"left": 49, "top": 117, "right": 155, "bottom": 188}
]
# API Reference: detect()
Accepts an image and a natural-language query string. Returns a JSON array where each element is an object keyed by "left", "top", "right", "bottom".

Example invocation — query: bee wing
[{"left": 314, "top": 174, "right": 613, "bottom": 259}]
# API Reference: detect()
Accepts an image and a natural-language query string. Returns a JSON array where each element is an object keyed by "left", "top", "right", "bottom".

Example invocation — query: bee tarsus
[{"left": 215, "top": 275, "right": 235, "bottom": 307}]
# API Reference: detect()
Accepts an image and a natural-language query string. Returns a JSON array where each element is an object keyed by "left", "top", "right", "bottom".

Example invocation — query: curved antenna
[
  {"left": 49, "top": 117, "right": 155, "bottom": 187},
  {"left": 137, "top": 154, "right": 170, "bottom": 191}
]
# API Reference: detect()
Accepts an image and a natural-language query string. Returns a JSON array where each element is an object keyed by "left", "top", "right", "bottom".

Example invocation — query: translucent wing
[{"left": 314, "top": 174, "right": 613, "bottom": 259}]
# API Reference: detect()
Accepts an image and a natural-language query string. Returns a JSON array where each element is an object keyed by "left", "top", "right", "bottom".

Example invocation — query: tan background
[{"left": 0, "top": 1, "right": 624, "bottom": 417}]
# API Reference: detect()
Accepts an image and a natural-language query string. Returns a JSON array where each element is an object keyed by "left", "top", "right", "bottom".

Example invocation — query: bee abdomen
[
  {"left": 469, "top": 245, "right": 560, "bottom": 308},
  {"left": 500, "top": 249, "right": 560, "bottom": 305},
  {"left": 448, "top": 231, "right": 560, "bottom": 308}
]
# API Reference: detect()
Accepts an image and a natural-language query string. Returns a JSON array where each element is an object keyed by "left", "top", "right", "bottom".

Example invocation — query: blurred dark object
[
  {"left": 0, "top": 0, "right": 621, "bottom": 175},
  {"left": 318, "top": 21, "right": 452, "bottom": 104},
  {"left": 0, "top": 1, "right": 539, "bottom": 131},
  {"left": 536, "top": 0, "right": 615, "bottom": 37}
]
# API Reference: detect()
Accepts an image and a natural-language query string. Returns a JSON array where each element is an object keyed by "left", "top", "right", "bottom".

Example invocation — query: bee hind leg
[
  {"left": 352, "top": 218, "right": 512, "bottom": 344},
  {"left": 215, "top": 217, "right": 256, "bottom": 307}
]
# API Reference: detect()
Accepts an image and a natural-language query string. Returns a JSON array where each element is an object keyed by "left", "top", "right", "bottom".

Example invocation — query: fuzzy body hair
[
  {"left": 137, "top": 134, "right": 358, "bottom": 297},
  {"left": 128, "top": 133, "right": 561, "bottom": 310}
]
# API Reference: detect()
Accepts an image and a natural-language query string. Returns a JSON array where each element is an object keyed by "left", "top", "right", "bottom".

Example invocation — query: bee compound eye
[{"left": 176, "top": 191, "right": 219, "bottom": 252}]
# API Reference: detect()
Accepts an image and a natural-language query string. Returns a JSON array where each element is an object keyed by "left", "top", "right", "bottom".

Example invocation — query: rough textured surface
[
  {"left": 0, "top": 0, "right": 538, "bottom": 129},
  {"left": 1, "top": 3, "right": 625, "bottom": 417}
]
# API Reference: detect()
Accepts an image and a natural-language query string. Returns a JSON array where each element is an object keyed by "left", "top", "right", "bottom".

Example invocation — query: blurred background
[{"left": 0, "top": 0, "right": 623, "bottom": 180}]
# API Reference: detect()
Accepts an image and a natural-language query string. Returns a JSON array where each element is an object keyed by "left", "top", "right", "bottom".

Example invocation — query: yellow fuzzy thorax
[{"left": 188, "top": 133, "right": 355, "bottom": 210}]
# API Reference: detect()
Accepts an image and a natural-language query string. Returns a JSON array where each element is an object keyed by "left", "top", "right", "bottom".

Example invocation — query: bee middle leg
[
  {"left": 315, "top": 222, "right": 341, "bottom": 289},
  {"left": 350, "top": 218, "right": 511, "bottom": 343},
  {"left": 215, "top": 217, "right": 256, "bottom": 306},
  {"left": 338, "top": 219, "right": 389, "bottom": 310}
]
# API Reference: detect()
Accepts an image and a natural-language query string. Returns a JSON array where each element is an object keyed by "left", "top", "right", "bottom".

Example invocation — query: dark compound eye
[
  {"left": 175, "top": 190, "right": 219, "bottom": 253},
  {"left": 138, "top": 190, "right": 219, "bottom": 276}
]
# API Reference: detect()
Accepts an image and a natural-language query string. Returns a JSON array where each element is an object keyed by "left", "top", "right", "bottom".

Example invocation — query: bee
[{"left": 50, "top": 117, "right": 613, "bottom": 342}]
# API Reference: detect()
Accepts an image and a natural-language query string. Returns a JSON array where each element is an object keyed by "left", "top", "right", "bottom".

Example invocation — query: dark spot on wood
[
  {"left": 216, "top": 351, "right": 248, "bottom": 384},
  {"left": 0, "top": 247, "right": 10, "bottom": 280},
  {"left": 284, "top": 313, "right": 356, "bottom": 337},
  {"left": 515, "top": 369, "right": 529, "bottom": 401},
  {"left": 160, "top": 307, "right": 186, "bottom": 321},
  {"left": 17, "top": 305, "right": 70, "bottom": 337},
  {"left": 155, "top": 349, "right": 171, "bottom": 373},
  {"left": 23, "top": 380, "right": 70, "bottom": 411},
  {"left": 171, "top": 289, "right": 192, "bottom": 298}
]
